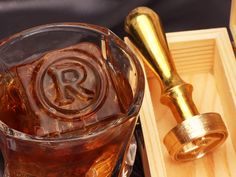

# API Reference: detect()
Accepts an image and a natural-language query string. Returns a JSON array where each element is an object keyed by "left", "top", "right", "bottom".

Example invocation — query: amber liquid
[{"left": 0, "top": 42, "right": 135, "bottom": 177}]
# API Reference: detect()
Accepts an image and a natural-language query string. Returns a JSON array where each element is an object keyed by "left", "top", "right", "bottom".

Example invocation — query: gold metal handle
[
  {"left": 125, "top": 7, "right": 199, "bottom": 123},
  {"left": 125, "top": 7, "right": 228, "bottom": 161}
]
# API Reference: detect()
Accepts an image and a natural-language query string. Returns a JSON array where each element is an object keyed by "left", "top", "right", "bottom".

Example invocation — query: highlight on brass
[{"left": 125, "top": 7, "right": 228, "bottom": 162}]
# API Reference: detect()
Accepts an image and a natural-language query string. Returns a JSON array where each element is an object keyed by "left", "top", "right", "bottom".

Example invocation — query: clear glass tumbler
[{"left": 0, "top": 23, "right": 144, "bottom": 177}]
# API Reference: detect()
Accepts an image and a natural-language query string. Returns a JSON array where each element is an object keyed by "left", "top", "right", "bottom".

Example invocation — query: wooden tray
[
  {"left": 125, "top": 1, "right": 236, "bottom": 176},
  {"left": 125, "top": 27, "right": 236, "bottom": 177}
]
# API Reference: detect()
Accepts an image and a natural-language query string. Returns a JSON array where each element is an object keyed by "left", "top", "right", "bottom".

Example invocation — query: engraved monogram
[
  {"left": 47, "top": 62, "right": 95, "bottom": 107},
  {"left": 33, "top": 47, "right": 107, "bottom": 120}
]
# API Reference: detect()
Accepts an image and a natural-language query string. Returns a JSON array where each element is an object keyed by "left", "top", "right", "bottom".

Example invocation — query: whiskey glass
[{"left": 0, "top": 23, "right": 144, "bottom": 177}]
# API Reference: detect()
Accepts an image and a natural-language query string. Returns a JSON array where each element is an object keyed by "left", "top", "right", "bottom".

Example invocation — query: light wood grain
[
  {"left": 125, "top": 28, "right": 236, "bottom": 177},
  {"left": 230, "top": 0, "right": 236, "bottom": 42},
  {"left": 125, "top": 37, "right": 167, "bottom": 177}
]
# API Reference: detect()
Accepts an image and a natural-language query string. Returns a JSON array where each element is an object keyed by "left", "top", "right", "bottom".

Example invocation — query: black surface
[
  {"left": 131, "top": 145, "right": 145, "bottom": 177},
  {"left": 0, "top": 0, "right": 232, "bottom": 176},
  {"left": 0, "top": 0, "right": 232, "bottom": 40}
]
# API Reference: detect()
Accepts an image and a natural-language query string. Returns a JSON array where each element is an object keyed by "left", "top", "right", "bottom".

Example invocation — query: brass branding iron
[{"left": 125, "top": 7, "right": 228, "bottom": 161}]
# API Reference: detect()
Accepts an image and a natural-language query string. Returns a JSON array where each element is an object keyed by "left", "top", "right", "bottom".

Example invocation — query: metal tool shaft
[{"left": 125, "top": 7, "right": 198, "bottom": 123}]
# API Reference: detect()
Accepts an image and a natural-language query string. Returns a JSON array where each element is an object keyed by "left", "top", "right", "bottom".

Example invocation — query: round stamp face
[{"left": 34, "top": 47, "right": 107, "bottom": 121}]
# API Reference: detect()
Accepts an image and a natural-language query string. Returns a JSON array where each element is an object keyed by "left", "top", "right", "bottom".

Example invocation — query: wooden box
[{"left": 126, "top": 1, "right": 236, "bottom": 177}]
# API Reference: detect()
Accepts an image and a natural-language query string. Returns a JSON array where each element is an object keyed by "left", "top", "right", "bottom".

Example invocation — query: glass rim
[{"left": 0, "top": 22, "right": 145, "bottom": 143}]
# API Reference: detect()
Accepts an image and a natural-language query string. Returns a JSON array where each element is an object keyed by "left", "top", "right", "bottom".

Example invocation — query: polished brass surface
[{"left": 125, "top": 7, "right": 228, "bottom": 161}]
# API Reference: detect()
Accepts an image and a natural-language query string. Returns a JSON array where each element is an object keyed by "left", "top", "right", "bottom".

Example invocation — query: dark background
[
  {"left": 0, "top": 0, "right": 232, "bottom": 40},
  {"left": 0, "top": 0, "right": 232, "bottom": 176}
]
